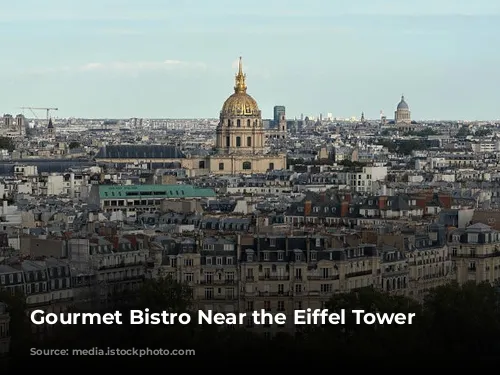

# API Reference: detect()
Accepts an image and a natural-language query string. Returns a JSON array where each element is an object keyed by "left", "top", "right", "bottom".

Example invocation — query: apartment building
[
  {"left": 153, "top": 234, "right": 381, "bottom": 334},
  {"left": 68, "top": 235, "right": 148, "bottom": 299},
  {"left": 448, "top": 223, "right": 500, "bottom": 284}
]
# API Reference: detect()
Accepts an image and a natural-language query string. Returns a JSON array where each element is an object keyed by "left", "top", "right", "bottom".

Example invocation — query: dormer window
[{"left": 467, "top": 233, "right": 479, "bottom": 243}]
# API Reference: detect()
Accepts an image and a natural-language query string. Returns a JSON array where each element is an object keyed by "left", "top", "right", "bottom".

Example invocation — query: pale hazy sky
[{"left": 1, "top": 0, "right": 499, "bottom": 120}]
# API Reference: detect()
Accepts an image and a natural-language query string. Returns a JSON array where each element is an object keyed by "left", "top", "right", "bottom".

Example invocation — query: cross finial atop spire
[{"left": 234, "top": 56, "right": 247, "bottom": 93}]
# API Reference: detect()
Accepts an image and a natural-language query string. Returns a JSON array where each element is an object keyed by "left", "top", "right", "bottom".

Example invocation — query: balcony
[
  {"left": 258, "top": 276, "right": 289, "bottom": 281},
  {"left": 97, "top": 261, "right": 146, "bottom": 270},
  {"left": 382, "top": 269, "right": 408, "bottom": 277},
  {"left": 257, "top": 291, "right": 292, "bottom": 297},
  {"left": 200, "top": 279, "right": 237, "bottom": 285},
  {"left": 308, "top": 275, "right": 340, "bottom": 280},
  {"left": 107, "top": 275, "right": 145, "bottom": 283},
  {"left": 200, "top": 295, "right": 237, "bottom": 301},
  {"left": 346, "top": 270, "right": 372, "bottom": 278}
]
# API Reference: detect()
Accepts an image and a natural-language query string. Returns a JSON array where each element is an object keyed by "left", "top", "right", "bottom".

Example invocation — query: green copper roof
[{"left": 99, "top": 184, "right": 215, "bottom": 199}]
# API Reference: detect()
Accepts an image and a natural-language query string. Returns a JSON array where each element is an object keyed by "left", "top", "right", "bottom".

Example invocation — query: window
[
  {"left": 236, "top": 137, "right": 241, "bottom": 147},
  {"left": 206, "top": 257, "right": 213, "bottom": 265},
  {"left": 263, "top": 252, "right": 270, "bottom": 261},
  {"left": 184, "top": 273, "right": 193, "bottom": 282},
  {"left": 242, "top": 161, "right": 252, "bottom": 170},
  {"left": 320, "top": 284, "right": 332, "bottom": 293},
  {"left": 247, "top": 119, "right": 251, "bottom": 127},
  {"left": 277, "top": 252, "right": 284, "bottom": 261},
  {"left": 277, "top": 301, "right": 285, "bottom": 311},
  {"left": 247, "top": 136, "right": 251, "bottom": 147},
  {"left": 216, "top": 257, "right": 223, "bottom": 265},
  {"left": 226, "top": 257, "right": 233, "bottom": 265},
  {"left": 321, "top": 268, "right": 330, "bottom": 278},
  {"left": 219, "top": 163, "right": 224, "bottom": 171},
  {"left": 226, "top": 137, "right": 230, "bottom": 147},
  {"left": 227, "top": 119, "right": 231, "bottom": 126},
  {"left": 468, "top": 234, "right": 479, "bottom": 243},
  {"left": 269, "top": 162, "right": 274, "bottom": 170},
  {"left": 237, "top": 119, "right": 241, "bottom": 127},
  {"left": 310, "top": 251, "right": 317, "bottom": 261},
  {"left": 198, "top": 160, "right": 205, "bottom": 168},
  {"left": 205, "top": 288, "right": 214, "bottom": 299}
]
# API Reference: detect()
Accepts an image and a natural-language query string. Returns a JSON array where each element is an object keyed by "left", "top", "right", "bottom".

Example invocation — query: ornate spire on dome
[{"left": 234, "top": 56, "right": 247, "bottom": 94}]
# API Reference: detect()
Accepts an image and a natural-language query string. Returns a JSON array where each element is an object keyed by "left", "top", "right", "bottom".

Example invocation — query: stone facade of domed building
[
  {"left": 208, "top": 57, "right": 287, "bottom": 175},
  {"left": 394, "top": 95, "right": 415, "bottom": 132}
]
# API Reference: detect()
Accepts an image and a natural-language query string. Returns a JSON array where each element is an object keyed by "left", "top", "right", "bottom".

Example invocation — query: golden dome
[{"left": 221, "top": 57, "right": 260, "bottom": 117}]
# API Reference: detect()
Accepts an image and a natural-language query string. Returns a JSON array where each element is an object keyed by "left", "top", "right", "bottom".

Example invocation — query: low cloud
[
  {"left": 21, "top": 59, "right": 206, "bottom": 77},
  {"left": 79, "top": 60, "right": 206, "bottom": 72}
]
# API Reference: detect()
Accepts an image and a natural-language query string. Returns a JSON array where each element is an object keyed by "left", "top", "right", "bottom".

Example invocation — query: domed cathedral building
[
  {"left": 208, "top": 57, "right": 286, "bottom": 175},
  {"left": 394, "top": 94, "right": 416, "bottom": 132}
]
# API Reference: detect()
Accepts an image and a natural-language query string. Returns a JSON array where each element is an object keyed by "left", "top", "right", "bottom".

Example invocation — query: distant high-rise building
[{"left": 273, "top": 106, "right": 285, "bottom": 127}]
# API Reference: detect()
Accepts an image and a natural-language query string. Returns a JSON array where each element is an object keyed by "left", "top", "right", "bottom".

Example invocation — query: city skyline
[{"left": 1, "top": 0, "right": 500, "bottom": 120}]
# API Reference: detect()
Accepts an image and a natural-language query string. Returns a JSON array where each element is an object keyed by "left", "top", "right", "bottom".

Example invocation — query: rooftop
[{"left": 99, "top": 184, "right": 216, "bottom": 199}]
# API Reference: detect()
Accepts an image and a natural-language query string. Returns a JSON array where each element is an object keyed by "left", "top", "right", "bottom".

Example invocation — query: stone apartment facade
[
  {"left": 449, "top": 223, "right": 500, "bottom": 284},
  {"left": 152, "top": 229, "right": 453, "bottom": 335}
]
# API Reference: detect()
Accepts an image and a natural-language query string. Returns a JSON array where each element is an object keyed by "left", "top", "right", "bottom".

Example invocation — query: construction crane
[{"left": 19, "top": 107, "right": 58, "bottom": 120}]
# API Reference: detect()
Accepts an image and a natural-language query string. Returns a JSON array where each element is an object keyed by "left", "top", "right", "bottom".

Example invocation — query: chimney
[
  {"left": 341, "top": 201, "right": 349, "bottom": 217},
  {"left": 304, "top": 200, "right": 312, "bottom": 216},
  {"left": 378, "top": 196, "right": 387, "bottom": 210}
]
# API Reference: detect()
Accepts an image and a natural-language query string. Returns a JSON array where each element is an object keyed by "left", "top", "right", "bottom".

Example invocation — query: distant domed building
[
  {"left": 95, "top": 57, "right": 287, "bottom": 176},
  {"left": 394, "top": 95, "right": 414, "bottom": 132},
  {"left": 209, "top": 57, "right": 286, "bottom": 174}
]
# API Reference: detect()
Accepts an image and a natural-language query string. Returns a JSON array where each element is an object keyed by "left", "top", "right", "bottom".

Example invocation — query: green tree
[
  {"left": 0, "top": 137, "right": 15, "bottom": 152},
  {"left": 475, "top": 128, "right": 492, "bottom": 137},
  {"left": 457, "top": 126, "right": 471, "bottom": 137},
  {"left": 423, "top": 281, "right": 500, "bottom": 356},
  {"left": 68, "top": 141, "right": 81, "bottom": 149},
  {"left": 300, "top": 288, "right": 426, "bottom": 360}
]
